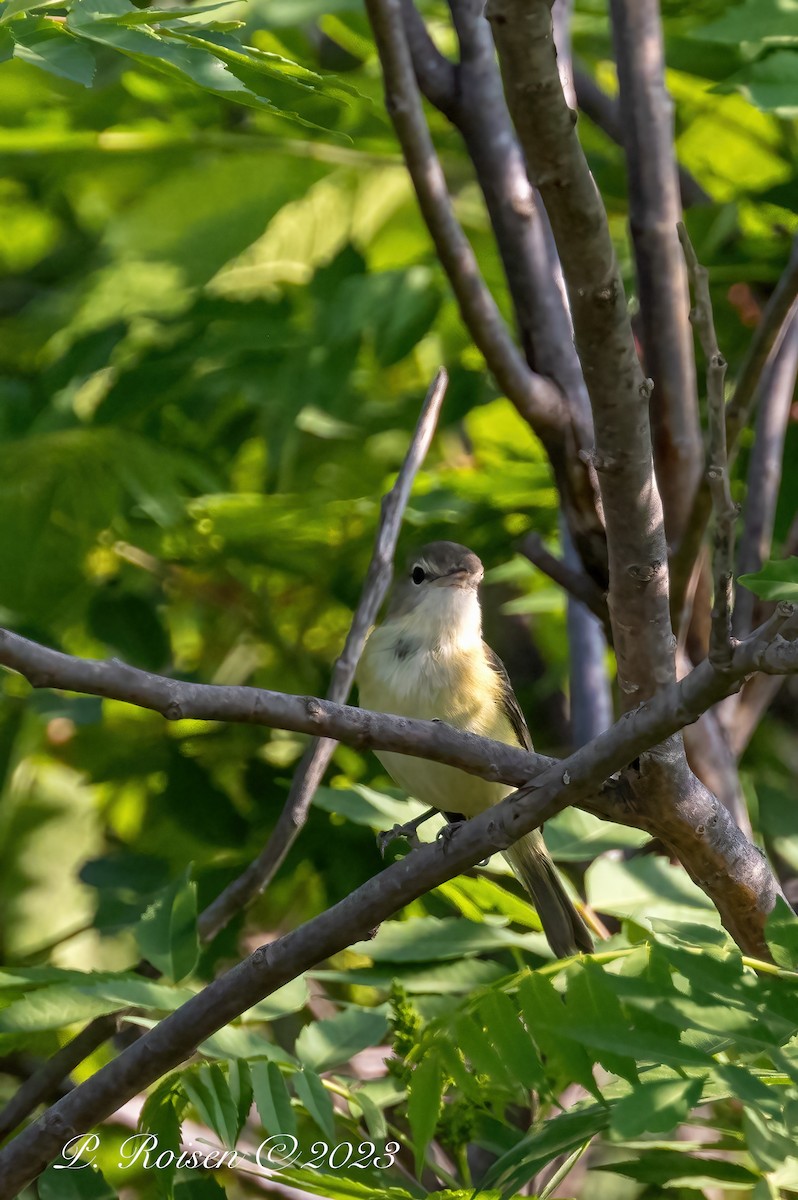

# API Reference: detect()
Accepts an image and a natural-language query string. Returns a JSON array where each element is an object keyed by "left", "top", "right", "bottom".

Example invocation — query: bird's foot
[
  {"left": 376, "top": 808, "right": 438, "bottom": 858},
  {"left": 436, "top": 819, "right": 465, "bottom": 852}
]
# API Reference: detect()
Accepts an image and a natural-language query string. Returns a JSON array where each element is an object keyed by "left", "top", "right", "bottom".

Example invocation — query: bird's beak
[{"left": 432, "top": 569, "right": 476, "bottom": 589}]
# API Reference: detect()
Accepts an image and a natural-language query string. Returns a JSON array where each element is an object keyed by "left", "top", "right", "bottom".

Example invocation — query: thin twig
[
  {"left": 0, "top": 607, "right": 794, "bottom": 1194},
  {"left": 730, "top": 512, "right": 798, "bottom": 757},
  {"left": 0, "top": 1015, "right": 121, "bottom": 1143},
  {"left": 671, "top": 236, "right": 798, "bottom": 613},
  {"left": 734, "top": 312, "right": 798, "bottom": 638},
  {"left": 199, "top": 368, "right": 448, "bottom": 941},
  {"left": 678, "top": 223, "right": 736, "bottom": 669},
  {"left": 521, "top": 533, "right": 608, "bottom": 628},
  {"left": 363, "top": 0, "right": 567, "bottom": 437},
  {"left": 0, "top": 372, "right": 448, "bottom": 1141}
]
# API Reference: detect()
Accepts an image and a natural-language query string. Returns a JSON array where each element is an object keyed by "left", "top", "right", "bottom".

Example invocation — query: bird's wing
[{"left": 483, "top": 642, "right": 533, "bottom": 751}]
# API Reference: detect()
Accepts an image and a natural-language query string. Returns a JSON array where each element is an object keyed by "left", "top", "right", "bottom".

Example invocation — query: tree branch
[
  {"left": 671, "top": 238, "right": 798, "bottom": 612},
  {"left": 387, "top": 0, "right": 609, "bottom": 586},
  {"left": 363, "top": 0, "right": 567, "bottom": 439},
  {"left": 0, "top": 609, "right": 794, "bottom": 1194},
  {"left": 572, "top": 67, "right": 711, "bottom": 211},
  {"left": 521, "top": 532, "right": 609, "bottom": 628},
  {"left": 678, "top": 224, "right": 736, "bottom": 669},
  {"left": 734, "top": 314, "right": 798, "bottom": 639},
  {"left": 198, "top": 368, "right": 448, "bottom": 942},
  {"left": 610, "top": 0, "right": 701, "bottom": 545},
  {"left": 486, "top": 0, "right": 672, "bottom": 705}
]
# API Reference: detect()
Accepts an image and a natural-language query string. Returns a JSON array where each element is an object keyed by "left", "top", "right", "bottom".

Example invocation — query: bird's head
[{"left": 387, "top": 541, "right": 484, "bottom": 646}]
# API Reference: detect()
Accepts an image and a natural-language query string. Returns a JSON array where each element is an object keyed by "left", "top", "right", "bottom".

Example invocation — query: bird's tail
[{"left": 504, "top": 831, "right": 593, "bottom": 958}]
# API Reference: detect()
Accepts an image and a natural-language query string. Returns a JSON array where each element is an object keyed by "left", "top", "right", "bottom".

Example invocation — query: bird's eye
[{"left": 411, "top": 566, "right": 426, "bottom": 585}]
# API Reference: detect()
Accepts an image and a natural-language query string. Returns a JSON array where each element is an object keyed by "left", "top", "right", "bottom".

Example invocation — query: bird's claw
[
  {"left": 377, "top": 821, "right": 421, "bottom": 858},
  {"left": 436, "top": 820, "right": 464, "bottom": 852}
]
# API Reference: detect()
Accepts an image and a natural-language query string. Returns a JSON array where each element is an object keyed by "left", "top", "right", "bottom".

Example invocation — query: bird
[{"left": 357, "top": 539, "right": 593, "bottom": 958}]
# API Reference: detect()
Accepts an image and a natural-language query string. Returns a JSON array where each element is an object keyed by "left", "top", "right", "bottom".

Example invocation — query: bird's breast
[{"left": 357, "top": 628, "right": 517, "bottom": 817}]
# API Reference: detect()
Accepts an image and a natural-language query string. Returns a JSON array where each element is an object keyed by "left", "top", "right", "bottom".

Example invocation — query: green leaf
[
  {"left": 717, "top": 52, "right": 798, "bottom": 117},
  {"left": 350, "top": 1087, "right": 386, "bottom": 1142},
  {"left": 295, "top": 1006, "right": 388, "bottom": 1073},
  {"left": 475, "top": 991, "right": 544, "bottom": 1090},
  {"left": 482, "top": 1106, "right": 609, "bottom": 1193},
  {"left": 134, "top": 868, "right": 199, "bottom": 984},
  {"left": 765, "top": 896, "right": 798, "bottom": 970},
  {"left": 243, "top": 977, "right": 309, "bottom": 1021},
  {"left": 407, "top": 1051, "right": 444, "bottom": 1176},
  {"left": 609, "top": 1075, "right": 705, "bottom": 1140},
  {"left": 599, "top": 1150, "right": 758, "bottom": 1188},
  {"left": 10, "top": 18, "right": 96, "bottom": 85},
  {"left": 313, "top": 784, "right": 430, "bottom": 832},
  {"left": 453, "top": 1012, "right": 515, "bottom": 1090},
  {"left": 39, "top": 1163, "right": 118, "bottom": 1200},
  {"left": 566, "top": 962, "right": 639, "bottom": 1083},
  {"left": 181, "top": 1063, "right": 240, "bottom": 1149},
  {"left": 0, "top": 985, "right": 120, "bottom": 1033},
  {"left": 696, "top": 0, "right": 798, "bottom": 47},
  {"left": 353, "top": 916, "right": 537, "bottom": 962},
  {"left": 0, "top": 0, "right": 66, "bottom": 24},
  {"left": 293, "top": 1067, "right": 335, "bottom": 1139},
  {"left": 518, "top": 973, "right": 601, "bottom": 1100},
  {"left": 739, "top": 557, "right": 798, "bottom": 602},
  {"left": 252, "top": 1060, "right": 296, "bottom": 1137},
  {"left": 227, "top": 1058, "right": 253, "bottom": 1137},
  {"left": 87, "top": 589, "right": 170, "bottom": 671}
]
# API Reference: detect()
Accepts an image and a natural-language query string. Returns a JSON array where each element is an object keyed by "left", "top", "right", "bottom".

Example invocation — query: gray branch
[
  {"left": 734, "top": 313, "right": 798, "bottom": 638},
  {"left": 672, "top": 237, "right": 798, "bottom": 611},
  {"left": 610, "top": 0, "right": 702, "bottom": 545},
  {"left": 521, "top": 532, "right": 609, "bottom": 629},
  {"left": 399, "top": 0, "right": 608, "bottom": 583},
  {"left": 486, "top": 0, "right": 673, "bottom": 705},
  {"left": 572, "top": 68, "right": 710, "bottom": 211},
  {"left": 679, "top": 224, "right": 736, "bottom": 669}
]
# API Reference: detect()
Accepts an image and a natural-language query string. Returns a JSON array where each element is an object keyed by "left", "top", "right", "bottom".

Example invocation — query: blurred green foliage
[{"left": 0, "top": 0, "right": 797, "bottom": 1197}]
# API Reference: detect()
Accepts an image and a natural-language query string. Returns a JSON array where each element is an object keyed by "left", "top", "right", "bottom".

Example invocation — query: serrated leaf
[
  {"left": 227, "top": 1058, "right": 253, "bottom": 1137},
  {"left": 181, "top": 1063, "right": 239, "bottom": 1149},
  {"left": 482, "top": 1106, "right": 609, "bottom": 1193},
  {"left": 293, "top": 1068, "right": 335, "bottom": 1139},
  {"left": 518, "top": 972, "right": 601, "bottom": 1100},
  {"left": 134, "top": 869, "right": 199, "bottom": 984},
  {"left": 10, "top": 17, "right": 96, "bottom": 84},
  {"left": 407, "top": 1051, "right": 444, "bottom": 1176},
  {"left": 609, "top": 1075, "right": 705, "bottom": 1140},
  {"left": 599, "top": 1150, "right": 758, "bottom": 1188},
  {"left": 476, "top": 991, "right": 544, "bottom": 1090},
  {"left": 566, "top": 962, "right": 638, "bottom": 1083},
  {"left": 252, "top": 1060, "right": 296, "bottom": 1137},
  {"left": 296, "top": 1006, "right": 388, "bottom": 1073},
  {"left": 453, "top": 1012, "right": 515, "bottom": 1089}
]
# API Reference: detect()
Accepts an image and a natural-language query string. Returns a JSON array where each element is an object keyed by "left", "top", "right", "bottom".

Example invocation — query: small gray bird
[{"left": 357, "top": 540, "right": 593, "bottom": 958}]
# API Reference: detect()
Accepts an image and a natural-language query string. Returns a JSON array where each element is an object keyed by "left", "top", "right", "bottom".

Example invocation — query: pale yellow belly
[
  {"left": 374, "top": 749, "right": 511, "bottom": 818},
  {"left": 357, "top": 634, "right": 519, "bottom": 818}
]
